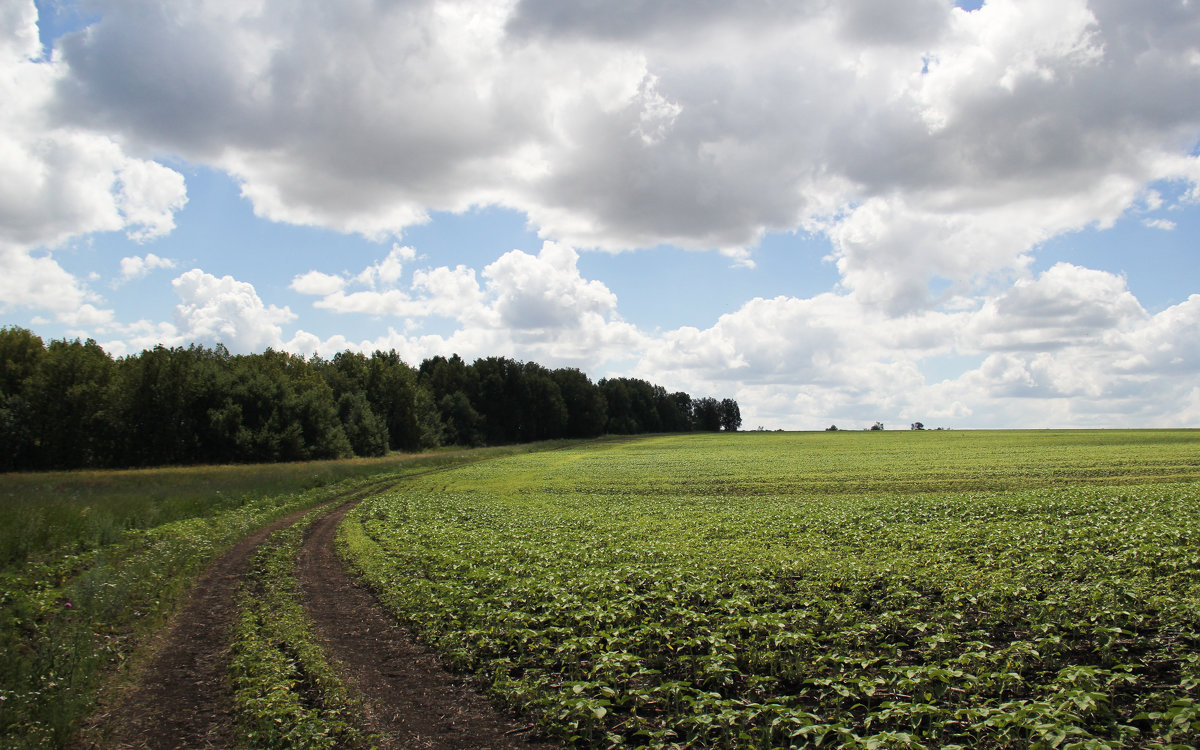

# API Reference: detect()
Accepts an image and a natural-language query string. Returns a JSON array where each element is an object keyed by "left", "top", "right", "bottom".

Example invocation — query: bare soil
[{"left": 296, "top": 500, "right": 553, "bottom": 749}]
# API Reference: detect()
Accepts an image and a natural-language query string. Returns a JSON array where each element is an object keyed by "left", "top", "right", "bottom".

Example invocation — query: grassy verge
[
  {"left": 0, "top": 452, "right": 463, "bottom": 569},
  {"left": 0, "top": 448, "right": 501, "bottom": 749}
]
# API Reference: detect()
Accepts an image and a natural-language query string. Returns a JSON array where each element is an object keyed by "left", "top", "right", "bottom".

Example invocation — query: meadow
[{"left": 340, "top": 430, "right": 1200, "bottom": 748}]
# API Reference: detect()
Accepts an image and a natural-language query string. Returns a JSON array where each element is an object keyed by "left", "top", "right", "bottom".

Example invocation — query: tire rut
[
  {"left": 296, "top": 496, "right": 553, "bottom": 750},
  {"left": 73, "top": 482, "right": 391, "bottom": 749}
]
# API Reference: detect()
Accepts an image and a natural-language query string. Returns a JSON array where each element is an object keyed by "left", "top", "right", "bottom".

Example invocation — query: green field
[{"left": 340, "top": 430, "right": 1200, "bottom": 748}]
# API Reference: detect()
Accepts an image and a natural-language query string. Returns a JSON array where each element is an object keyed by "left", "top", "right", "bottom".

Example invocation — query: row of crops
[{"left": 339, "top": 431, "right": 1200, "bottom": 748}]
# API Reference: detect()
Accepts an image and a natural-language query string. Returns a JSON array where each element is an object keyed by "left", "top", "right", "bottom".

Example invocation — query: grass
[
  {"left": 0, "top": 450, "right": 482, "bottom": 569},
  {"left": 340, "top": 430, "right": 1200, "bottom": 748},
  {"left": 0, "top": 439, "right": 589, "bottom": 748}
]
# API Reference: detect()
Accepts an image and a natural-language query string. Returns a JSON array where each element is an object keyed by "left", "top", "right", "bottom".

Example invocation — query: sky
[{"left": 2, "top": 0, "right": 1199, "bottom": 431}]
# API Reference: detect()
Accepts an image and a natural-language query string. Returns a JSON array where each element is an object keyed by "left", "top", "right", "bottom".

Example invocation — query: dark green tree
[
  {"left": 719, "top": 398, "right": 742, "bottom": 432},
  {"left": 692, "top": 397, "right": 722, "bottom": 432},
  {"left": 365, "top": 351, "right": 422, "bottom": 451},
  {"left": 473, "top": 356, "right": 527, "bottom": 444},
  {"left": 26, "top": 338, "right": 116, "bottom": 468},
  {"left": 337, "top": 391, "right": 388, "bottom": 457},
  {"left": 0, "top": 327, "right": 45, "bottom": 470},
  {"left": 438, "top": 391, "right": 484, "bottom": 446},
  {"left": 413, "top": 386, "right": 445, "bottom": 449},
  {"left": 599, "top": 378, "right": 635, "bottom": 434},
  {"left": 656, "top": 388, "right": 694, "bottom": 432},
  {"left": 110, "top": 345, "right": 220, "bottom": 466},
  {"left": 520, "top": 362, "right": 568, "bottom": 442},
  {"left": 553, "top": 367, "right": 608, "bottom": 438}
]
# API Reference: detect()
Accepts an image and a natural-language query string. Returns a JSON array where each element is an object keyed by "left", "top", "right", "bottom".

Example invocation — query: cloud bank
[
  {"left": 43, "top": 0, "right": 1200, "bottom": 304},
  {"left": 2, "top": 0, "right": 1199, "bottom": 428}
]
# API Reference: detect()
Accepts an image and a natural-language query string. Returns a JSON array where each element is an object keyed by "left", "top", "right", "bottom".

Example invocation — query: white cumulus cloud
[
  {"left": 119, "top": 252, "right": 177, "bottom": 281},
  {"left": 172, "top": 269, "right": 296, "bottom": 354}
]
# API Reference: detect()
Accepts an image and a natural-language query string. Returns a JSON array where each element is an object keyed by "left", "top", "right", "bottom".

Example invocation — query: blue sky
[{"left": 3, "top": 0, "right": 1199, "bottom": 430}]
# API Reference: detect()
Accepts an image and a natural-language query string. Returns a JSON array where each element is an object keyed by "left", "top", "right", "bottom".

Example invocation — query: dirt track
[
  {"left": 73, "top": 505, "right": 320, "bottom": 749},
  {"left": 77, "top": 481, "right": 549, "bottom": 749},
  {"left": 296, "top": 501, "right": 549, "bottom": 749}
]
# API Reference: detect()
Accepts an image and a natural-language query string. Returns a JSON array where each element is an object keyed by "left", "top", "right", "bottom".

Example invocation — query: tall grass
[{"left": 0, "top": 450, "right": 495, "bottom": 569}]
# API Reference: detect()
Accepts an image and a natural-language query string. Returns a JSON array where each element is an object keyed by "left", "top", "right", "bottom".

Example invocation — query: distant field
[{"left": 341, "top": 430, "right": 1200, "bottom": 748}]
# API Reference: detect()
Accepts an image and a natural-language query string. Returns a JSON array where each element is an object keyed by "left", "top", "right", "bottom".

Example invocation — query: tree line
[{"left": 0, "top": 327, "right": 742, "bottom": 472}]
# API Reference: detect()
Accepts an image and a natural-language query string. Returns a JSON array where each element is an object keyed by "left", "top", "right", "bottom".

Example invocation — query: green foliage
[
  {"left": 341, "top": 430, "right": 1200, "bottom": 748},
  {"left": 24, "top": 338, "right": 115, "bottom": 469},
  {"left": 361, "top": 350, "right": 423, "bottom": 452},
  {"left": 692, "top": 396, "right": 722, "bottom": 432},
  {"left": 0, "top": 328, "right": 45, "bottom": 473},
  {"left": 337, "top": 392, "right": 389, "bottom": 457},
  {"left": 719, "top": 398, "right": 742, "bottom": 432},
  {"left": 1, "top": 328, "right": 739, "bottom": 471},
  {"left": 0, "top": 451, "right": 445, "bottom": 569},
  {"left": 553, "top": 368, "right": 609, "bottom": 438}
]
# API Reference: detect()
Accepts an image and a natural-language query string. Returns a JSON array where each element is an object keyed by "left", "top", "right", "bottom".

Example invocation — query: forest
[{"left": 0, "top": 326, "right": 741, "bottom": 472}]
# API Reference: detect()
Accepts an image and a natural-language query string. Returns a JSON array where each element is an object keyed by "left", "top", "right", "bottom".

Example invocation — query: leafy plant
[{"left": 340, "top": 431, "right": 1200, "bottom": 748}]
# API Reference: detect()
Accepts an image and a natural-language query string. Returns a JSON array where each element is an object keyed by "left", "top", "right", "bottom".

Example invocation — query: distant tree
[
  {"left": 611, "top": 378, "right": 663, "bottom": 433},
  {"left": 419, "top": 354, "right": 476, "bottom": 402},
  {"left": 0, "top": 393, "right": 34, "bottom": 472},
  {"left": 0, "top": 327, "right": 45, "bottom": 470},
  {"left": 288, "top": 371, "right": 352, "bottom": 460},
  {"left": 26, "top": 338, "right": 116, "bottom": 469},
  {"left": 338, "top": 391, "right": 388, "bottom": 457},
  {"left": 826, "top": 425, "right": 838, "bottom": 431},
  {"left": 664, "top": 391, "right": 695, "bottom": 432},
  {"left": 718, "top": 398, "right": 742, "bottom": 432},
  {"left": 870, "top": 421, "right": 885, "bottom": 431},
  {"left": 365, "top": 351, "right": 422, "bottom": 451},
  {"left": 693, "top": 397, "right": 722, "bottom": 432},
  {"left": 419, "top": 354, "right": 480, "bottom": 445},
  {"left": 319, "top": 350, "right": 371, "bottom": 401},
  {"left": 439, "top": 391, "right": 484, "bottom": 447},
  {"left": 0, "top": 327, "right": 44, "bottom": 396},
  {"left": 0, "top": 328, "right": 748, "bottom": 471},
  {"left": 520, "top": 362, "right": 568, "bottom": 441},
  {"left": 413, "top": 386, "right": 445, "bottom": 449},
  {"left": 599, "top": 378, "right": 635, "bottom": 433},
  {"left": 910, "top": 422, "right": 925, "bottom": 430},
  {"left": 473, "top": 356, "right": 527, "bottom": 444},
  {"left": 553, "top": 367, "right": 607, "bottom": 438}
]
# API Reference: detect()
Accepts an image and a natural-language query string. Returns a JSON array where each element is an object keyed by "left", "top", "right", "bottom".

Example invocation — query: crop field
[{"left": 341, "top": 430, "right": 1200, "bottom": 748}]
